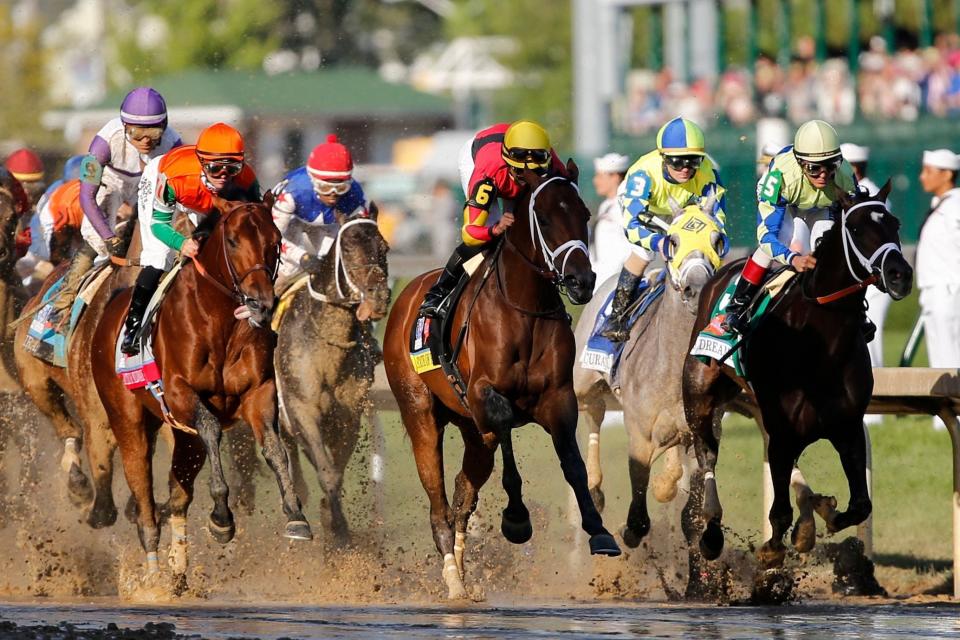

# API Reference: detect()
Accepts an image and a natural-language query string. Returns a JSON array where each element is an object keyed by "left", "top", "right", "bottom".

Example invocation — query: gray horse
[
  {"left": 274, "top": 206, "right": 390, "bottom": 544},
  {"left": 573, "top": 199, "right": 724, "bottom": 554}
]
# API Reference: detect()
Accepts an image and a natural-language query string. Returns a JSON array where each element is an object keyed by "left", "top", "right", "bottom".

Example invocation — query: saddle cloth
[
  {"left": 23, "top": 263, "right": 114, "bottom": 368},
  {"left": 579, "top": 269, "right": 667, "bottom": 381},
  {"left": 689, "top": 269, "right": 795, "bottom": 378}
]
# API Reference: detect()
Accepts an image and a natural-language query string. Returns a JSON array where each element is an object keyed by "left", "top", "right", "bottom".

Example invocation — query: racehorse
[
  {"left": 90, "top": 196, "right": 310, "bottom": 585},
  {"left": 383, "top": 163, "right": 621, "bottom": 600},
  {"left": 682, "top": 184, "right": 913, "bottom": 569},
  {"left": 573, "top": 199, "right": 723, "bottom": 561},
  {"left": 274, "top": 204, "right": 390, "bottom": 544}
]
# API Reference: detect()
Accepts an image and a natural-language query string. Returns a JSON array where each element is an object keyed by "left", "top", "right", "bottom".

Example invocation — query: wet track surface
[{"left": 1, "top": 600, "right": 959, "bottom": 639}]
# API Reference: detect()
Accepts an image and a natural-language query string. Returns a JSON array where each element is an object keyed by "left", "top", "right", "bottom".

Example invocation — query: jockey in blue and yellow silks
[
  {"left": 599, "top": 117, "right": 727, "bottom": 341},
  {"left": 722, "top": 119, "right": 856, "bottom": 334}
]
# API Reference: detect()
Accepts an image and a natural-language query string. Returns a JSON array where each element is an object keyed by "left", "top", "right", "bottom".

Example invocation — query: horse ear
[
  {"left": 667, "top": 195, "right": 683, "bottom": 218},
  {"left": 367, "top": 201, "right": 379, "bottom": 221},
  {"left": 565, "top": 158, "right": 579, "bottom": 184},
  {"left": 211, "top": 195, "right": 231, "bottom": 212},
  {"left": 700, "top": 194, "right": 717, "bottom": 215},
  {"left": 877, "top": 178, "right": 892, "bottom": 204},
  {"left": 262, "top": 189, "right": 276, "bottom": 210}
]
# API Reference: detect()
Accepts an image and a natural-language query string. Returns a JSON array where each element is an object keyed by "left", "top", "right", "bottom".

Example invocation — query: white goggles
[{"left": 311, "top": 177, "right": 351, "bottom": 196}]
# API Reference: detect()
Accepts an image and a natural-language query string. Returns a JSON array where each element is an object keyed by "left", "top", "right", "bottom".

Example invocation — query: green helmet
[{"left": 793, "top": 120, "right": 841, "bottom": 163}]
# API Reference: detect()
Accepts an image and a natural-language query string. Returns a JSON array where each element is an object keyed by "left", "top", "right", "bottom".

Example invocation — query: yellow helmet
[
  {"left": 793, "top": 120, "right": 841, "bottom": 163},
  {"left": 502, "top": 120, "right": 552, "bottom": 170}
]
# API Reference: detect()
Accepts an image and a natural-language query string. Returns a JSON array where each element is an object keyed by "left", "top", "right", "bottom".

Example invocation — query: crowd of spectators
[{"left": 618, "top": 34, "right": 960, "bottom": 134}]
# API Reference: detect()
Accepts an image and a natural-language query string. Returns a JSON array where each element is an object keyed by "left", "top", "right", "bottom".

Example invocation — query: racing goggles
[
  {"left": 311, "top": 178, "right": 352, "bottom": 196},
  {"left": 798, "top": 157, "right": 842, "bottom": 177},
  {"left": 202, "top": 160, "right": 243, "bottom": 178},
  {"left": 662, "top": 154, "right": 703, "bottom": 171},
  {"left": 125, "top": 126, "right": 164, "bottom": 143},
  {"left": 502, "top": 147, "right": 550, "bottom": 170}
]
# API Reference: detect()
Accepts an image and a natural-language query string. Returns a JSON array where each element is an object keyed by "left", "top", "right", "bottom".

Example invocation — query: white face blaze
[{"left": 870, "top": 211, "right": 884, "bottom": 224}]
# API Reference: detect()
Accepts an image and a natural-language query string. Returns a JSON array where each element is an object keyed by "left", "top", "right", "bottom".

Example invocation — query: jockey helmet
[
  {"left": 793, "top": 120, "right": 841, "bottom": 164},
  {"left": 120, "top": 87, "right": 168, "bottom": 128},
  {"left": 656, "top": 118, "right": 706, "bottom": 157},
  {"left": 63, "top": 155, "right": 85, "bottom": 181},
  {"left": 196, "top": 122, "right": 245, "bottom": 162},
  {"left": 502, "top": 120, "right": 552, "bottom": 171},
  {"left": 307, "top": 134, "right": 353, "bottom": 181},
  {"left": 4, "top": 148, "right": 44, "bottom": 182}
]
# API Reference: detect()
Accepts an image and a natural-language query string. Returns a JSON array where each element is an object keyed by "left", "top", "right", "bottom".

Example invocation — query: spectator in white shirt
[{"left": 589, "top": 153, "right": 631, "bottom": 291}]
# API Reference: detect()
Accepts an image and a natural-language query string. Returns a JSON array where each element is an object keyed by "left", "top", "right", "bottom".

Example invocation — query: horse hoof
[
  {"left": 500, "top": 513, "right": 533, "bottom": 544},
  {"left": 86, "top": 505, "right": 118, "bottom": 530},
  {"left": 207, "top": 516, "right": 236, "bottom": 544},
  {"left": 589, "top": 486, "right": 606, "bottom": 513},
  {"left": 284, "top": 520, "right": 313, "bottom": 541},
  {"left": 171, "top": 572, "right": 188, "bottom": 597},
  {"left": 589, "top": 532, "right": 621, "bottom": 556},
  {"left": 66, "top": 465, "right": 94, "bottom": 507},
  {"left": 791, "top": 513, "right": 817, "bottom": 553},
  {"left": 757, "top": 542, "right": 787, "bottom": 569},
  {"left": 699, "top": 519, "right": 724, "bottom": 560},
  {"left": 619, "top": 524, "right": 646, "bottom": 549}
]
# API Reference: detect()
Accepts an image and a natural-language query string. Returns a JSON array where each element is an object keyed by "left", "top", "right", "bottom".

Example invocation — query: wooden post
[{"left": 938, "top": 407, "right": 960, "bottom": 599}]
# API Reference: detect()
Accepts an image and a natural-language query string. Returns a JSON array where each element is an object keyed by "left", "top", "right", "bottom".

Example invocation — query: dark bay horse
[
  {"left": 275, "top": 205, "right": 390, "bottom": 543},
  {"left": 90, "top": 197, "right": 310, "bottom": 585},
  {"left": 384, "top": 164, "right": 620, "bottom": 600},
  {"left": 682, "top": 184, "right": 913, "bottom": 570}
]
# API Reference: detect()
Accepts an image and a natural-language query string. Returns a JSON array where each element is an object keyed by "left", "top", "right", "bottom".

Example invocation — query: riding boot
[
  {"left": 51, "top": 245, "right": 97, "bottom": 317},
  {"left": 419, "top": 244, "right": 478, "bottom": 318},
  {"left": 721, "top": 276, "right": 761, "bottom": 334},
  {"left": 599, "top": 268, "right": 643, "bottom": 342},
  {"left": 121, "top": 266, "right": 163, "bottom": 356}
]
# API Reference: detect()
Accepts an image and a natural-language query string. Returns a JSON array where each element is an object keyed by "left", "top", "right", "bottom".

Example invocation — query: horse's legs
[
  {"left": 225, "top": 424, "right": 259, "bottom": 516},
  {"left": 239, "top": 384, "right": 312, "bottom": 542},
  {"left": 533, "top": 388, "right": 620, "bottom": 556},
  {"left": 114, "top": 418, "right": 160, "bottom": 574},
  {"left": 825, "top": 424, "right": 872, "bottom": 532},
  {"left": 280, "top": 427, "right": 310, "bottom": 508},
  {"left": 193, "top": 403, "right": 235, "bottom": 544},
  {"left": 164, "top": 427, "right": 206, "bottom": 590},
  {"left": 451, "top": 426, "right": 496, "bottom": 578},
  {"left": 621, "top": 413, "right": 655, "bottom": 548},
  {"left": 85, "top": 419, "right": 118, "bottom": 529},
  {"left": 758, "top": 440, "right": 797, "bottom": 569},
  {"left": 579, "top": 388, "right": 606, "bottom": 512}
]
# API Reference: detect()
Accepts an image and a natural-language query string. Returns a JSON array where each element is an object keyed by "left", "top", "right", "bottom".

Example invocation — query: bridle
[
  {"left": 306, "top": 216, "right": 383, "bottom": 306},
  {"left": 518, "top": 175, "right": 589, "bottom": 293},
  {"left": 191, "top": 205, "right": 280, "bottom": 308}
]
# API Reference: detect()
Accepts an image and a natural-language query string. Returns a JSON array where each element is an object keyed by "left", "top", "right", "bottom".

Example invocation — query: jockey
[
  {"left": 51, "top": 87, "right": 182, "bottom": 318},
  {"left": 418, "top": 120, "right": 566, "bottom": 317},
  {"left": 120, "top": 122, "right": 260, "bottom": 355},
  {"left": 723, "top": 119, "right": 856, "bottom": 334},
  {"left": 599, "top": 117, "right": 727, "bottom": 341},
  {"left": 270, "top": 134, "right": 367, "bottom": 289}
]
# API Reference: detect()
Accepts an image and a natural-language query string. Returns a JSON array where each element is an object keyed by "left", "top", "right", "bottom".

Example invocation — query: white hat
[
  {"left": 923, "top": 149, "right": 960, "bottom": 171},
  {"left": 841, "top": 143, "right": 869, "bottom": 163},
  {"left": 593, "top": 152, "right": 629, "bottom": 174}
]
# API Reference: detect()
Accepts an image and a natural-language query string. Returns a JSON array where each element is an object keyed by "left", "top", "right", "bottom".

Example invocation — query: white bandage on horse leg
[
  {"left": 168, "top": 515, "right": 188, "bottom": 575},
  {"left": 61, "top": 437, "right": 81, "bottom": 473},
  {"left": 454, "top": 531, "right": 466, "bottom": 577},
  {"left": 145, "top": 551, "right": 160, "bottom": 574}
]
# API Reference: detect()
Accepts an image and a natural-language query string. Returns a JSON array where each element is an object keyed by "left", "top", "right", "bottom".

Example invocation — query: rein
[{"left": 496, "top": 239, "right": 567, "bottom": 318}]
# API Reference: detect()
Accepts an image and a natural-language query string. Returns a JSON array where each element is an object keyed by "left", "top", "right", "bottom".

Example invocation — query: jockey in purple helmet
[{"left": 51, "top": 87, "right": 183, "bottom": 319}]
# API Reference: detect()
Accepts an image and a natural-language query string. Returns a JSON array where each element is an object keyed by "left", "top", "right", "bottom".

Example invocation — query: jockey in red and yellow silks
[{"left": 418, "top": 120, "right": 565, "bottom": 317}]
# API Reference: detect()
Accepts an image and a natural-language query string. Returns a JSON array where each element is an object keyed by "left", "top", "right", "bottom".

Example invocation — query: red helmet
[
  {"left": 5, "top": 148, "right": 44, "bottom": 182},
  {"left": 196, "top": 122, "right": 244, "bottom": 161},
  {"left": 307, "top": 134, "right": 353, "bottom": 181}
]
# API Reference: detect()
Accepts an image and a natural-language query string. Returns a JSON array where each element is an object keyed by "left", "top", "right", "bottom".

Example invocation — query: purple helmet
[{"left": 120, "top": 87, "right": 167, "bottom": 127}]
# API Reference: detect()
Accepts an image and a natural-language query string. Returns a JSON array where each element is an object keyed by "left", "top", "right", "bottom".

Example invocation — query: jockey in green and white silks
[
  {"left": 723, "top": 119, "right": 856, "bottom": 334},
  {"left": 599, "top": 117, "right": 727, "bottom": 341}
]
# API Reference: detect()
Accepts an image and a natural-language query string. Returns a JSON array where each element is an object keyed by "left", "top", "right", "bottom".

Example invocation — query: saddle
[
  {"left": 409, "top": 251, "right": 489, "bottom": 406},
  {"left": 23, "top": 262, "right": 114, "bottom": 367}
]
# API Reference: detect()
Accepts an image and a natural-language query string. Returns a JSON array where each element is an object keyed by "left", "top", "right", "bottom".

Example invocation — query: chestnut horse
[
  {"left": 383, "top": 164, "right": 621, "bottom": 600},
  {"left": 90, "top": 198, "right": 310, "bottom": 584},
  {"left": 682, "top": 185, "right": 913, "bottom": 570}
]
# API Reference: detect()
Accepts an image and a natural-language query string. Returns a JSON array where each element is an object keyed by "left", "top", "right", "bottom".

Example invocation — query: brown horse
[
  {"left": 682, "top": 185, "right": 913, "bottom": 570},
  {"left": 383, "top": 165, "right": 620, "bottom": 599},
  {"left": 275, "top": 206, "right": 391, "bottom": 544},
  {"left": 90, "top": 197, "right": 310, "bottom": 584}
]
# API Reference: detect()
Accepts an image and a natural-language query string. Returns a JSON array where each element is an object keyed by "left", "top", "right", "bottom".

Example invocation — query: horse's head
[
  {"left": 834, "top": 182, "right": 913, "bottom": 300},
  {"left": 0, "top": 169, "right": 29, "bottom": 271},
  {"left": 513, "top": 159, "right": 595, "bottom": 304},
  {"left": 333, "top": 202, "right": 391, "bottom": 321},
  {"left": 210, "top": 195, "right": 282, "bottom": 326},
  {"left": 664, "top": 196, "right": 726, "bottom": 312}
]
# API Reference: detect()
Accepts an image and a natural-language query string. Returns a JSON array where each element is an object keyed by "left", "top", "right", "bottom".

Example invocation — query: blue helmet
[{"left": 63, "top": 155, "right": 85, "bottom": 181}]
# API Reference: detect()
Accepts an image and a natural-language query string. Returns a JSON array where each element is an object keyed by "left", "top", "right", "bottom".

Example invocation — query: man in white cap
[
  {"left": 590, "top": 152, "right": 630, "bottom": 290},
  {"left": 842, "top": 142, "right": 890, "bottom": 425},
  {"left": 918, "top": 149, "right": 960, "bottom": 394}
]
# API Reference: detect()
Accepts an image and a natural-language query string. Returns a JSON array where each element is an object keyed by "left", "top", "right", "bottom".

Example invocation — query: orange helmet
[{"left": 196, "top": 122, "right": 244, "bottom": 162}]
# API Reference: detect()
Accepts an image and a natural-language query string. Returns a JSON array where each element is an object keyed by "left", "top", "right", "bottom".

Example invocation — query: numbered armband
[
  {"left": 758, "top": 169, "right": 783, "bottom": 204},
  {"left": 467, "top": 178, "right": 496, "bottom": 211},
  {"left": 79, "top": 154, "right": 103, "bottom": 186}
]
